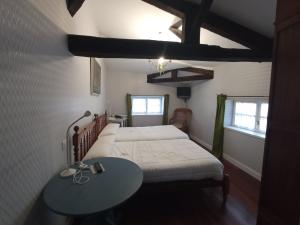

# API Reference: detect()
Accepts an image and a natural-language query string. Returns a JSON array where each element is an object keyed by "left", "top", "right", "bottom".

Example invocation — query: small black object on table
[{"left": 43, "top": 157, "right": 143, "bottom": 225}]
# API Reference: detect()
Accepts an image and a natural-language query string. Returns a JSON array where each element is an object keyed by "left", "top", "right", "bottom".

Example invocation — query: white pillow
[
  {"left": 99, "top": 123, "right": 120, "bottom": 137},
  {"left": 98, "top": 134, "right": 116, "bottom": 144},
  {"left": 83, "top": 135, "right": 117, "bottom": 161}
]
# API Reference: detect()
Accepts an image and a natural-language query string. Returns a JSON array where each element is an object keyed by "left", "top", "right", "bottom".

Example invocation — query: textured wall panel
[
  {"left": 0, "top": 1, "right": 106, "bottom": 225},
  {"left": 188, "top": 62, "right": 271, "bottom": 177}
]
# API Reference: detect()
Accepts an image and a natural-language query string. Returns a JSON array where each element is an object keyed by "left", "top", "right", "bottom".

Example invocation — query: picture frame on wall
[{"left": 90, "top": 58, "right": 101, "bottom": 95}]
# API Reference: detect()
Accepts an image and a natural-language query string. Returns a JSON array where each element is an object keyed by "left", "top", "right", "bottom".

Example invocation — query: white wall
[
  {"left": 188, "top": 62, "right": 272, "bottom": 179},
  {"left": 0, "top": 1, "right": 106, "bottom": 225},
  {"left": 106, "top": 70, "right": 185, "bottom": 126}
]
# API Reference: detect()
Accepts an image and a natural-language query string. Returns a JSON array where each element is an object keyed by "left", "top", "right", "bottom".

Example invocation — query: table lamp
[{"left": 60, "top": 110, "right": 92, "bottom": 177}]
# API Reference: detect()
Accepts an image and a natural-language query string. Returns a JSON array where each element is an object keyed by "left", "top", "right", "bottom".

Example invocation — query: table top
[{"left": 43, "top": 157, "right": 143, "bottom": 217}]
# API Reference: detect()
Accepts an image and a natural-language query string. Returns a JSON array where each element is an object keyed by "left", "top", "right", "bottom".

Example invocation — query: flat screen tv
[{"left": 177, "top": 87, "right": 191, "bottom": 99}]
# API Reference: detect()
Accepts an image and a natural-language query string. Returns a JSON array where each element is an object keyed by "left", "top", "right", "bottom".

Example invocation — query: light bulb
[{"left": 158, "top": 57, "right": 165, "bottom": 65}]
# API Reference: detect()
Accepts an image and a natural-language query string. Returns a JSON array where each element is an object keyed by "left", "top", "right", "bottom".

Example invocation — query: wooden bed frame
[
  {"left": 72, "top": 113, "right": 107, "bottom": 162},
  {"left": 72, "top": 113, "right": 230, "bottom": 203}
]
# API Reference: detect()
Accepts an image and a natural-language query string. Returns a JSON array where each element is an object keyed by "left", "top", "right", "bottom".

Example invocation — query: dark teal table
[{"left": 43, "top": 157, "right": 143, "bottom": 222}]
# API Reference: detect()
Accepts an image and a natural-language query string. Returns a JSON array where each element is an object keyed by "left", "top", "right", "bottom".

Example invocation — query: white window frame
[
  {"left": 231, "top": 99, "right": 269, "bottom": 135},
  {"left": 132, "top": 96, "right": 164, "bottom": 116}
]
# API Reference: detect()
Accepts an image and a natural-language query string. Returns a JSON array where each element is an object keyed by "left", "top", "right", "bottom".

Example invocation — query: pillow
[
  {"left": 98, "top": 134, "right": 116, "bottom": 144},
  {"left": 99, "top": 123, "right": 120, "bottom": 137},
  {"left": 83, "top": 135, "right": 117, "bottom": 161}
]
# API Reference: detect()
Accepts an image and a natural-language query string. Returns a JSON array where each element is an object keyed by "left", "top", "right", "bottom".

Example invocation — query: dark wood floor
[{"left": 121, "top": 160, "right": 261, "bottom": 225}]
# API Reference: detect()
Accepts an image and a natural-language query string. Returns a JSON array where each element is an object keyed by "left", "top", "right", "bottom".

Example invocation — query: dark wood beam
[
  {"left": 182, "top": 0, "right": 213, "bottom": 44},
  {"left": 170, "top": 27, "right": 182, "bottom": 39},
  {"left": 68, "top": 35, "right": 272, "bottom": 62},
  {"left": 147, "top": 68, "right": 179, "bottom": 80},
  {"left": 66, "top": 0, "right": 86, "bottom": 17},
  {"left": 170, "top": 20, "right": 183, "bottom": 39},
  {"left": 169, "top": 14, "right": 273, "bottom": 53},
  {"left": 147, "top": 67, "right": 213, "bottom": 78},
  {"left": 202, "top": 12, "right": 273, "bottom": 53},
  {"left": 180, "top": 67, "right": 214, "bottom": 75},
  {"left": 171, "top": 70, "right": 178, "bottom": 79},
  {"left": 147, "top": 67, "right": 214, "bottom": 83},
  {"left": 142, "top": 0, "right": 213, "bottom": 45},
  {"left": 148, "top": 74, "right": 214, "bottom": 83}
]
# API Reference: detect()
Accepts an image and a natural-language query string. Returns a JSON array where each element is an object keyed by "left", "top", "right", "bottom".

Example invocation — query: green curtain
[
  {"left": 126, "top": 93, "right": 133, "bottom": 127},
  {"left": 212, "top": 94, "right": 227, "bottom": 159},
  {"left": 162, "top": 94, "right": 170, "bottom": 125}
]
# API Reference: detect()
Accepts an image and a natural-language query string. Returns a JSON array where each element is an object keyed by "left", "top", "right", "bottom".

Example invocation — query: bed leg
[{"left": 222, "top": 174, "right": 230, "bottom": 204}]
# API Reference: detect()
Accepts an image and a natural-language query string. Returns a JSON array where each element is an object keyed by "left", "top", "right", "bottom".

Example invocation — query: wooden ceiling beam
[
  {"left": 169, "top": 14, "right": 273, "bottom": 53},
  {"left": 66, "top": 0, "right": 86, "bottom": 17},
  {"left": 147, "top": 67, "right": 214, "bottom": 83},
  {"left": 170, "top": 20, "right": 183, "bottom": 39},
  {"left": 171, "top": 70, "right": 178, "bottom": 79},
  {"left": 148, "top": 75, "right": 213, "bottom": 83},
  {"left": 147, "top": 67, "right": 213, "bottom": 78},
  {"left": 179, "top": 67, "right": 214, "bottom": 75},
  {"left": 182, "top": 0, "right": 213, "bottom": 44},
  {"left": 68, "top": 35, "right": 272, "bottom": 62},
  {"left": 142, "top": 0, "right": 213, "bottom": 45}
]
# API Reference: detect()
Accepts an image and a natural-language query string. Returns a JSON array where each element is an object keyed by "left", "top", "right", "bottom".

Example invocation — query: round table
[{"left": 43, "top": 157, "right": 143, "bottom": 218}]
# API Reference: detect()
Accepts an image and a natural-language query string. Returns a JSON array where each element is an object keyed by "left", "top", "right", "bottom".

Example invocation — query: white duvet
[
  {"left": 95, "top": 139, "right": 223, "bottom": 183},
  {"left": 115, "top": 125, "right": 189, "bottom": 142},
  {"left": 113, "top": 139, "right": 223, "bottom": 182}
]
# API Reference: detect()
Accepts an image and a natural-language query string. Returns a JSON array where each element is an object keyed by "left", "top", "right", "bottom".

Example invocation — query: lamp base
[{"left": 60, "top": 168, "right": 77, "bottom": 177}]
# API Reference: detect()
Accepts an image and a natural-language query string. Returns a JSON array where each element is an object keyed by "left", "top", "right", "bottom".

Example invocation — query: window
[
  {"left": 132, "top": 96, "right": 164, "bottom": 115},
  {"left": 232, "top": 99, "right": 269, "bottom": 134}
]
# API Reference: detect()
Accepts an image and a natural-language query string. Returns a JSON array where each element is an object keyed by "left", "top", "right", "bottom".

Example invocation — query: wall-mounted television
[{"left": 177, "top": 87, "right": 191, "bottom": 99}]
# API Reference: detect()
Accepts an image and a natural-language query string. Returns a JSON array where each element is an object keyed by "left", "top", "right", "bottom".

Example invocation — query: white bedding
[
  {"left": 115, "top": 125, "right": 189, "bottom": 142},
  {"left": 85, "top": 137, "right": 224, "bottom": 183},
  {"left": 113, "top": 139, "right": 223, "bottom": 182}
]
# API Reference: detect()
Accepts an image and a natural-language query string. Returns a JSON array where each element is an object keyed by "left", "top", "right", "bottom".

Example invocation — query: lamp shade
[{"left": 84, "top": 111, "right": 91, "bottom": 117}]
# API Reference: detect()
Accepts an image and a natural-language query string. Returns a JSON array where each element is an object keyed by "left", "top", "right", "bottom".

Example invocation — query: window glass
[
  {"left": 259, "top": 103, "right": 269, "bottom": 132},
  {"left": 132, "top": 96, "right": 164, "bottom": 115},
  {"left": 231, "top": 100, "right": 269, "bottom": 135},
  {"left": 147, "top": 98, "right": 162, "bottom": 113},
  {"left": 260, "top": 103, "right": 269, "bottom": 117},
  {"left": 234, "top": 102, "right": 257, "bottom": 130},
  {"left": 132, "top": 98, "right": 146, "bottom": 114},
  {"left": 235, "top": 102, "right": 257, "bottom": 115},
  {"left": 234, "top": 114, "right": 256, "bottom": 130},
  {"left": 259, "top": 118, "right": 268, "bottom": 132}
]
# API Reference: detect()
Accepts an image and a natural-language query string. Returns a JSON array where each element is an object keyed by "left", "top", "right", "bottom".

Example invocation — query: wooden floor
[{"left": 121, "top": 160, "right": 261, "bottom": 225}]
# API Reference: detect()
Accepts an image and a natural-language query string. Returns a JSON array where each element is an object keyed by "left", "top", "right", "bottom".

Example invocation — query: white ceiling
[{"left": 83, "top": 0, "right": 276, "bottom": 74}]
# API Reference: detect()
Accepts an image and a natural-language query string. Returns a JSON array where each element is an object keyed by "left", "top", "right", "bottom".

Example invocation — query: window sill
[{"left": 224, "top": 126, "right": 265, "bottom": 140}]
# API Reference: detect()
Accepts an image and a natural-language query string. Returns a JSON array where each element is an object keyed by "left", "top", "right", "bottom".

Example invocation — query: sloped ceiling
[
  {"left": 82, "top": 0, "right": 276, "bottom": 73},
  {"left": 205, "top": 0, "right": 276, "bottom": 37}
]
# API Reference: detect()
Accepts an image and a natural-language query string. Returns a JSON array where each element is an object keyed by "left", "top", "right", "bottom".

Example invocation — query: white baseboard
[
  {"left": 189, "top": 135, "right": 261, "bottom": 181},
  {"left": 189, "top": 135, "right": 212, "bottom": 151},
  {"left": 223, "top": 153, "right": 261, "bottom": 181}
]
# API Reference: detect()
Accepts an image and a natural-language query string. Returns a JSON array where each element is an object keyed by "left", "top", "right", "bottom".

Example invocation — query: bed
[
  {"left": 72, "top": 114, "right": 229, "bottom": 203},
  {"left": 115, "top": 125, "right": 189, "bottom": 142}
]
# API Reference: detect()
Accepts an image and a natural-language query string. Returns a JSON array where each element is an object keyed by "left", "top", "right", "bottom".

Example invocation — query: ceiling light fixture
[{"left": 149, "top": 57, "right": 171, "bottom": 75}]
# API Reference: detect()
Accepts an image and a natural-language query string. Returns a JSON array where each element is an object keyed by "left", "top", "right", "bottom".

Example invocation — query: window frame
[
  {"left": 131, "top": 95, "right": 164, "bottom": 116},
  {"left": 231, "top": 98, "right": 269, "bottom": 135}
]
